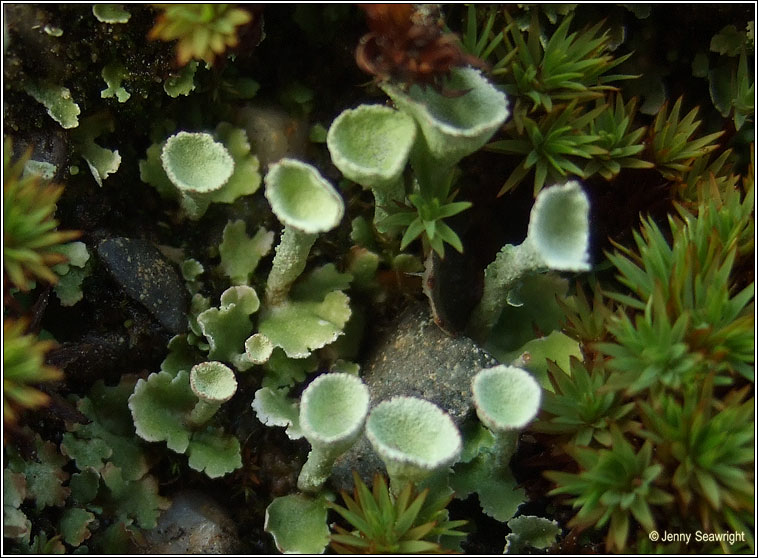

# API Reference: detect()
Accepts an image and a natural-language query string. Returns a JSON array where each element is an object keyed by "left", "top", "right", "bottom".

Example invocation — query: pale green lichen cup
[
  {"left": 161, "top": 131, "right": 235, "bottom": 219},
  {"left": 263, "top": 159, "right": 345, "bottom": 305},
  {"left": 366, "top": 396, "right": 462, "bottom": 493},
  {"left": 188, "top": 361, "right": 238, "bottom": 427},
  {"left": 471, "top": 365, "right": 542, "bottom": 469},
  {"left": 244, "top": 333, "right": 273, "bottom": 365},
  {"left": 526, "top": 180, "right": 591, "bottom": 271},
  {"left": 297, "top": 373, "right": 370, "bottom": 492},
  {"left": 327, "top": 104, "right": 416, "bottom": 187},
  {"left": 468, "top": 180, "right": 591, "bottom": 340},
  {"left": 382, "top": 67, "right": 509, "bottom": 169},
  {"left": 327, "top": 105, "right": 416, "bottom": 224}
]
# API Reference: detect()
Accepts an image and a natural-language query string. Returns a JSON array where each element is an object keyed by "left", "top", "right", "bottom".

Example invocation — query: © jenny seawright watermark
[{"left": 648, "top": 530, "right": 747, "bottom": 546}]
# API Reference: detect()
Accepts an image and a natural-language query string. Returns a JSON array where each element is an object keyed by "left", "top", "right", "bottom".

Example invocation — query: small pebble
[
  {"left": 96, "top": 237, "right": 188, "bottom": 334},
  {"left": 140, "top": 490, "right": 240, "bottom": 554}
]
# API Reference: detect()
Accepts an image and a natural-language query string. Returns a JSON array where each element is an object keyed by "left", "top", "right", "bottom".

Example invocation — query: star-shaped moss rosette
[
  {"left": 327, "top": 472, "right": 468, "bottom": 554},
  {"left": 599, "top": 188, "right": 754, "bottom": 393},
  {"left": 546, "top": 427, "right": 674, "bottom": 552},
  {"left": 149, "top": 4, "right": 253, "bottom": 67},
  {"left": 139, "top": 122, "right": 261, "bottom": 220},
  {"left": 4, "top": 140, "right": 80, "bottom": 291},
  {"left": 3, "top": 319, "right": 63, "bottom": 425},
  {"left": 379, "top": 191, "right": 473, "bottom": 257},
  {"left": 533, "top": 357, "right": 635, "bottom": 447},
  {"left": 649, "top": 97, "right": 724, "bottom": 181},
  {"left": 128, "top": 363, "right": 242, "bottom": 478},
  {"left": 468, "top": 180, "right": 590, "bottom": 341},
  {"left": 638, "top": 385, "right": 754, "bottom": 534},
  {"left": 499, "top": 11, "right": 634, "bottom": 116},
  {"left": 488, "top": 100, "right": 607, "bottom": 197},
  {"left": 583, "top": 95, "right": 654, "bottom": 181}
]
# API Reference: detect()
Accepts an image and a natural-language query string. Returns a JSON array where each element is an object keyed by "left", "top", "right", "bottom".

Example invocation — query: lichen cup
[
  {"left": 525, "top": 180, "right": 591, "bottom": 271},
  {"left": 188, "top": 361, "right": 238, "bottom": 427},
  {"left": 471, "top": 365, "right": 542, "bottom": 470},
  {"left": 327, "top": 104, "right": 416, "bottom": 224},
  {"left": 263, "top": 159, "right": 345, "bottom": 305},
  {"left": 297, "top": 373, "right": 370, "bottom": 493},
  {"left": 468, "top": 180, "right": 591, "bottom": 340},
  {"left": 161, "top": 131, "right": 235, "bottom": 219},
  {"left": 382, "top": 67, "right": 508, "bottom": 184},
  {"left": 365, "top": 396, "right": 462, "bottom": 493}
]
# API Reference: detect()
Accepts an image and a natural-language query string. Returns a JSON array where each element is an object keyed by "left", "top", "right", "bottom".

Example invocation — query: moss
[{"left": 3, "top": 5, "right": 753, "bottom": 555}]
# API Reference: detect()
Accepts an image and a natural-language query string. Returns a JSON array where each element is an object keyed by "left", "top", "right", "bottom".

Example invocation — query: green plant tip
[
  {"left": 161, "top": 131, "right": 234, "bottom": 194},
  {"left": 327, "top": 104, "right": 416, "bottom": 186},
  {"left": 472, "top": 365, "right": 542, "bottom": 432},
  {"left": 528, "top": 180, "right": 591, "bottom": 271},
  {"left": 300, "top": 373, "right": 369, "bottom": 447},
  {"left": 264, "top": 158, "right": 344, "bottom": 234},
  {"left": 189, "top": 361, "right": 237, "bottom": 404},
  {"left": 366, "top": 396, "right": 461, "bottom": 485}
]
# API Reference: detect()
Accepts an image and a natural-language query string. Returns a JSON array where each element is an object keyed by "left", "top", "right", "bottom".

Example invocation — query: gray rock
[
  {"left": 235, "top": 105, "right": 307, "bottom": 170},
  {"left": 96, "top": 237, "right": 188, "bottom": 334},
  {"left": 330, "top": 302, "right": 498, "bottom": 492},
  {"left": 140, "top": 490, "right": 240, "bottom": 554}
]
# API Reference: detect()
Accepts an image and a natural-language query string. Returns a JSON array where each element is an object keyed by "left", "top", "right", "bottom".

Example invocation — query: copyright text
[{"left": 648, "top": 530, "right": 746, "bottom": 545}]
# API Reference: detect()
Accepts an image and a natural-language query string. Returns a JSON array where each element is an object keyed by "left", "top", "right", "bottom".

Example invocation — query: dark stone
[
  {"left": 96, "top": 237, "right": 188, "bottom": 334},
  {"left": 330, "top": 302, "right": 498, "bottom": 492},
  {"left": 139, "top": 490, "right": 240, "bottom": 554},
  {"left": 47, "top": 331, "right": 131, "bottom": 388},
  {"left": 422, "top": 248, "right": 482, "bottom": 335}
]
